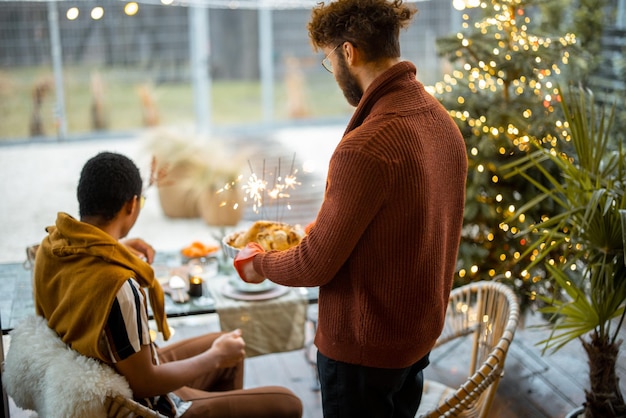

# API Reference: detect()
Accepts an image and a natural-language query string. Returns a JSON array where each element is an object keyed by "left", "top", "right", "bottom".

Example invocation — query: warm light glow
[
  {"left": 242, "top": 173, "right": 267, "bottom": 213},
  {"left": 239, "top": 156, "right": 300, "bottom": 220},
  {"left": 125, "top": 2, "right": 139, "bottom": 16},
  {"left": 453, "top": 0, "right": 466, "bottom": 10},
  {"left": 66, "top": 7, "right": 79, "bottom": 20},
  {"left": 91, "top": 6, "right": 104, "bottom": 20}
]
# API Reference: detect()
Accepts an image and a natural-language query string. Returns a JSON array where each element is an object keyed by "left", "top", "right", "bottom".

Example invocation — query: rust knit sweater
[{"left": 254, "top": 61, "right": 467, "bottom": 368}]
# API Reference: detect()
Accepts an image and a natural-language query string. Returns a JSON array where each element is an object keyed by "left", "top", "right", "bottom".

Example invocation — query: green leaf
[{"left": 621, "top": 209, "right": 626, "bottom": 265}]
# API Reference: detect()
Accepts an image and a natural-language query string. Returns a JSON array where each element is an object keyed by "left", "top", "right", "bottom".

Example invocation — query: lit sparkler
[{"left": 240, "top": 154, "right": 301, "bottom": 221}]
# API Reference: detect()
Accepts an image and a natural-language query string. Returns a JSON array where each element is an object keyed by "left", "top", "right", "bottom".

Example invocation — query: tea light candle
[
  {"left": 187, "top": 257, "right": 219, "bottom": 280},
  {"left": 188, "top": 276, "right": 204, "bottom": 297}
]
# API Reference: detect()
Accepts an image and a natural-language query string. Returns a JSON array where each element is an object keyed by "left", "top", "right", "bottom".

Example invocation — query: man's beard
[{"left": 335, "top": 54, "right": 363, "bottom": 107}]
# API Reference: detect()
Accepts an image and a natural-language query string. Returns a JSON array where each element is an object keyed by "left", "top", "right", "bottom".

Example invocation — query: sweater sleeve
[{"left": 254, "top": 146, "right": 388, "bottom": 287}]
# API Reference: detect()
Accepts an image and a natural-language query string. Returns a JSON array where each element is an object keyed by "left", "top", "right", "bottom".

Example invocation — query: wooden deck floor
[
  {"left": 6, "top": 308, "right": 626, "bottom": 418},
  {"left": 252, "top": 310, "right": 625, "bottom": 418}
]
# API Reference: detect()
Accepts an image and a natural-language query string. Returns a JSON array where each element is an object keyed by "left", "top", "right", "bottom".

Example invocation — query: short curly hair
[
  {"left": 77, "top": 152, "right": 143, "bottom": 221},
  {"left": 307, "top": 0, "right": 417, "bottom": 62}
]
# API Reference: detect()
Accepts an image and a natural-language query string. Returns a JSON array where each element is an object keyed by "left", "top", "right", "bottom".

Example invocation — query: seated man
[{"left": 33, "top": 151, "right": 302, "bottom": 418}]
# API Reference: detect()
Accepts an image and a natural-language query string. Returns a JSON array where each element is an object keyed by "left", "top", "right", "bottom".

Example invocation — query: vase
[
  {"left": 198, "top": 186, "right": 243, "bottom": 226},
  {"left": 157, "top": 165, "right": 202, "bottom": 218}
]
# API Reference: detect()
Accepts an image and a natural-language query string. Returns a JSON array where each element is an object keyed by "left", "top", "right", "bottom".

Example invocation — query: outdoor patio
[
  {"left": 1, "top": 0, "right": 625, "bottom": 416},
  {"left": 2, "top": 125, "right": 625, "bottom": 418}
]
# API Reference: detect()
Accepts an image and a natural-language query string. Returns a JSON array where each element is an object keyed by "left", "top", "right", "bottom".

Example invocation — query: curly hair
[
  {"left": 308, "top": 0, "right": 417, "bottom": 62},
  {"left": 77, "top": 152, "right": 143, "bottom": 221}
]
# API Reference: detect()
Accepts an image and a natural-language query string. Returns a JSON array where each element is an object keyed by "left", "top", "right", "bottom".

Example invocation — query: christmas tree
[{"left": 432, "top": 0, "right": 589, "bottom": 310}]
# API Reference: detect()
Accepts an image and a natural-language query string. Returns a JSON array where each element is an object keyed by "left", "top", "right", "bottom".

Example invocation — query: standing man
[
  {"left": 34, "top": 151, "right": 303, "bottom": 418},
  {"left": 235, "top": 0, "right": 467, "bottom": 417}
]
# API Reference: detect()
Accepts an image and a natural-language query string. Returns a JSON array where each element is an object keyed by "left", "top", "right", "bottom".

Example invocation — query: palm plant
[{"left": 501, "top": 86, "right": 626, "bottom": 417}]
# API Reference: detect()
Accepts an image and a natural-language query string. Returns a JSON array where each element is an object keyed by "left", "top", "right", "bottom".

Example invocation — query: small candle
[
  {"left": 187, "top": 257, "right": 219, "bottom": 280},
  {"left": 188, "top": 276, "right": 203, "bottom": 297}
]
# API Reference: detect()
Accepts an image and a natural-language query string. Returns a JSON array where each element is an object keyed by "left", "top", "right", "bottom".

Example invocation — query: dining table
[{"left": 0, "top": 251, "right": 319, "bottom": 335}]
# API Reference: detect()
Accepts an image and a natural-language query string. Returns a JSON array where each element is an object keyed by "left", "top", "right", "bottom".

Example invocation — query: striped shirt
[
  {"left": 100, "top": 278, "right": 154, "bottom": 363},
  {"left": 101, "top": 278, "right": 190, "bottom": 417}
]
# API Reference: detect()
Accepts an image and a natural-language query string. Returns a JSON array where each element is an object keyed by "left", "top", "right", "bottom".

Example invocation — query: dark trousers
[{"left": 317, "top": 351, "right": 429, "bottom": 418}]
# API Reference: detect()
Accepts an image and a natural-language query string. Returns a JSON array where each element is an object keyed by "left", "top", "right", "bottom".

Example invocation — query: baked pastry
[{"left": 230, "top": 220, "right": 304, "bottom": 251}]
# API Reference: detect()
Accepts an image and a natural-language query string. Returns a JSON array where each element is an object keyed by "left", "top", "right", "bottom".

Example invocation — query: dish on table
[
  {"left": 222, "top": 220, "right": 305, "bottom": 258},
  {"left": 221, "top": 281, "right": 289, "bottom": 301},
  {"left": 228, "top": 277, "right": 276, "bottom": 293},
  {"left": 181, "top": 241, "right": 220, "bottom": 259}
]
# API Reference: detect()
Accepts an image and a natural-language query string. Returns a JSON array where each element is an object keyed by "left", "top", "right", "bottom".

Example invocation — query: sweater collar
[{"left": 344, "top": 61, "right": 417, "bottom": 135}]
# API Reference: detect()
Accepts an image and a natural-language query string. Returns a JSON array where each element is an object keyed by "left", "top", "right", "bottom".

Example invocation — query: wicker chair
[
  {"left": 417, "top": 281, "right": 520, "bottom": 418},
  {"left": 105, "top": 395, "right": 165, "bottom": 418}
]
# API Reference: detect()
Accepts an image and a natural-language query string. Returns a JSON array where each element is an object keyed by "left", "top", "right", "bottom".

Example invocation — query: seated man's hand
[
  {"left": 234, "top": 243, "right": 265, "bottom": 283},
  {"left": 210, "top": 329, "right": 246, "bottom": 368},
  {"left": 122, "top": 237, "right": 155, "bottom": 264}
]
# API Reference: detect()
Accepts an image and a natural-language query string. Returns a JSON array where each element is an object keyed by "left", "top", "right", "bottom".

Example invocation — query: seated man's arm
[
  {"left": 107, "top": 279, "right": 245, "bottom": 398},
  {"left": 114, "top": 330, "right": 245, "bottom": 398},
  {"left": 121, "top": 238, "right": 155, "bottom": 264}
]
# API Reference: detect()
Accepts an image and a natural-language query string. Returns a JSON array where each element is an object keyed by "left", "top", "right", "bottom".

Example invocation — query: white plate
[
  {"left": 228, "top": 278, "right": 275, "bottom": 293},
  {"left": 221, "top": 282, "right": 289, "bottom": 301}
]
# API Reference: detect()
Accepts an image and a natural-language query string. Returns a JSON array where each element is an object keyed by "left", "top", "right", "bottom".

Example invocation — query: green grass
[{"left": 0, "top": 66, "right": 351, "bottom": 141}]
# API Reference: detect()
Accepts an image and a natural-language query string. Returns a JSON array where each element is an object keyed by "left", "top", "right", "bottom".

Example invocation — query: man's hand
[
  {"left": 209, "top": 329, "right": 246, "bottom": 368},
  {"left": 234, "top": 243, "right": 265, "bottom": 283},
  {"left": 122, "top": 238, "right": 155, "bottom": 264}
]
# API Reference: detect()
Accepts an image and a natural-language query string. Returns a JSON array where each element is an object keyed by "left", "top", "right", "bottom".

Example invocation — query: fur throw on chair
[{"left": 3, "top": 315, "right": 132, "bottom": 418}]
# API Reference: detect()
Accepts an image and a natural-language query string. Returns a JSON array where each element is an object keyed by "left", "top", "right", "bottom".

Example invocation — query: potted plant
[
  {"left": 143, "top": 128, "right": 249, "bottom": 226},
  {"left": 502, "top": 86, "right": 626, "bottom": 417}
]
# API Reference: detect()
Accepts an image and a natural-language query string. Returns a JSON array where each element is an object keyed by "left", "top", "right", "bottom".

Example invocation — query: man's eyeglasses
[{"left": 322, "top": 44, "right": 342, "bottom": 74}]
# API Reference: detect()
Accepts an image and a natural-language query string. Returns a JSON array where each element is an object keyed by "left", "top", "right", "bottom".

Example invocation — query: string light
[
  {"left": 66, "top": 7, "right": 79, "bottom": 20},
  {"left": 91, "top": 7, "right": 104, "bottom": 20},
  {"left": 125, "top": 2, "right": 139, "bottom": 16}
]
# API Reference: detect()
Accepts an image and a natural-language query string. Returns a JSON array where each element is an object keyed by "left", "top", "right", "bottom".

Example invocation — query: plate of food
[
  {"left": 222, "top": 220, "right": 305, "bottom": 259},
  {"left": 181, "top": 241, "right": 220, "bottom": 261}
]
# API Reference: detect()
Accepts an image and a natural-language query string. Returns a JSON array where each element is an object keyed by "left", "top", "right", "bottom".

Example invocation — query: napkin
[{"left": 208, "top": 277, "right": 307, "bottom": 358}]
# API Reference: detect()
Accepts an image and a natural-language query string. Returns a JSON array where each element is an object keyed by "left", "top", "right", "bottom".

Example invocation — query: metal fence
[{"left": 0, "top": 0, "right": 459, "bottom": 141}]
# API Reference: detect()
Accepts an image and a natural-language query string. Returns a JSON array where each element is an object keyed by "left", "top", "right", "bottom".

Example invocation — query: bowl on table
[
  {"left": 221, "top": 221, "right": 305, "bottom": 293},
  {"left": 221, "top": 220, "right": 305, "bottom": 258},
  {"left": 221, "top": 231, "right": 243, "bottom": 259}
]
